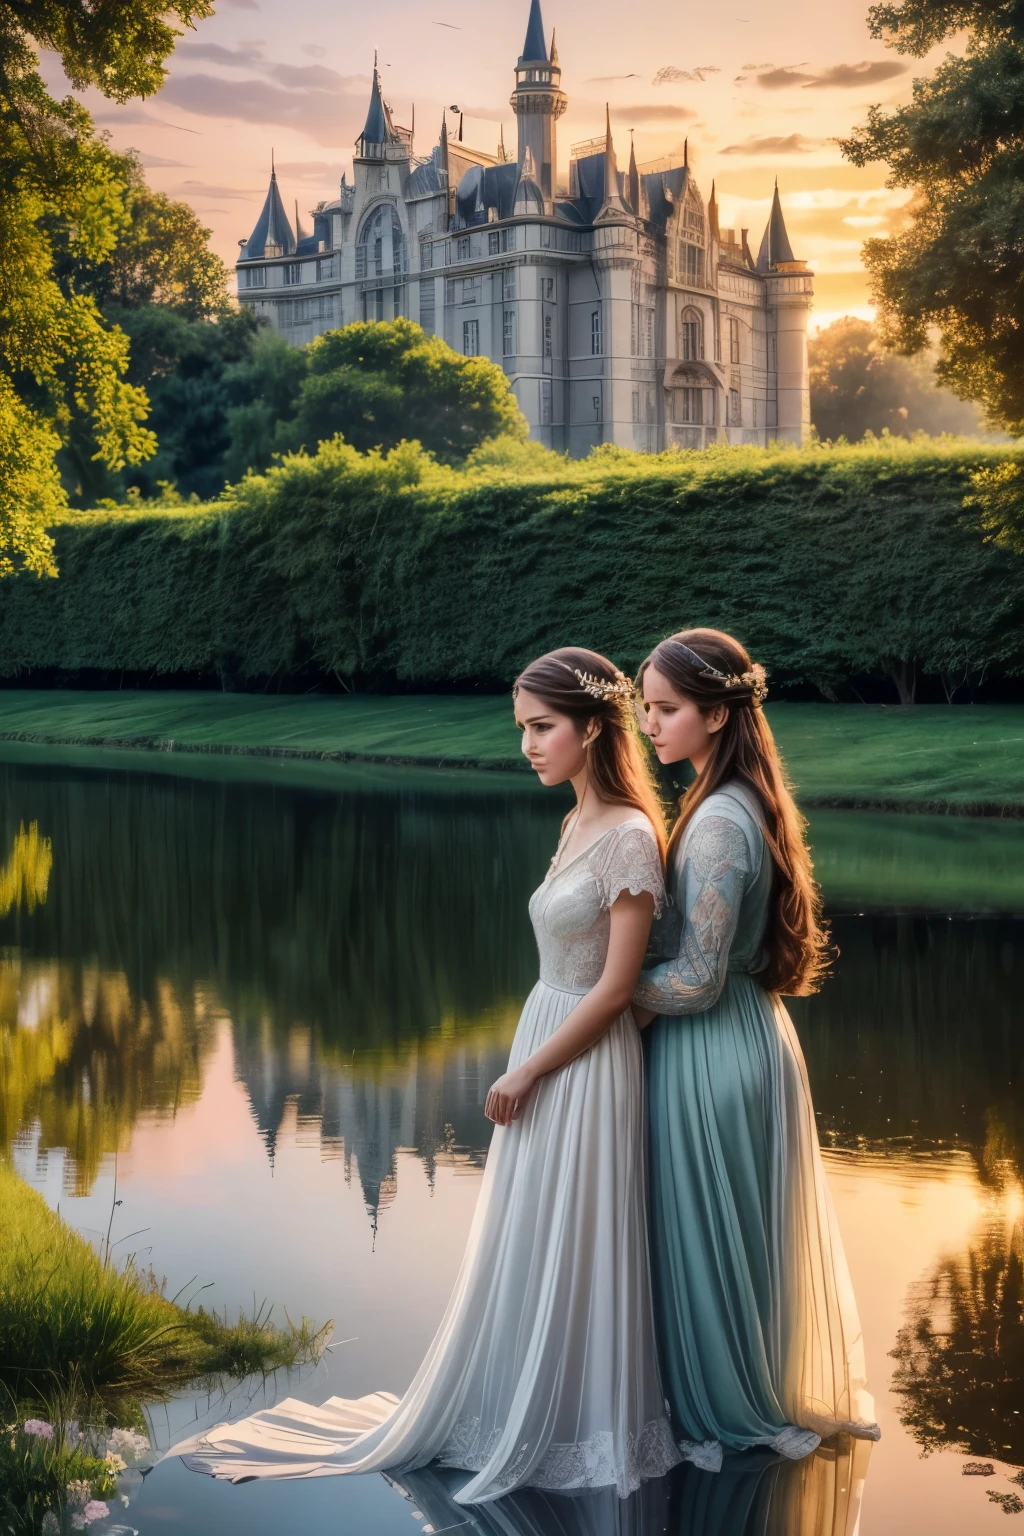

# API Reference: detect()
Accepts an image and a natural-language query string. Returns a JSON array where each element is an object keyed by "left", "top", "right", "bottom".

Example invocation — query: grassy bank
[
  {"left": 0, "top": 691, "right": 1021, "bottom": 814},
  {"left": 0, "top": 1159, "right": 329, "bottom": 1405}
]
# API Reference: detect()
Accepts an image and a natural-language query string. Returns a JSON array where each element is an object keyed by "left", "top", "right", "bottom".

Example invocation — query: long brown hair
[
  {"left": 638, "top": 628, "right": 829, "bottom": 995},
  {"left": 515, "top": 647, "right": 667, "bottom": 863}
]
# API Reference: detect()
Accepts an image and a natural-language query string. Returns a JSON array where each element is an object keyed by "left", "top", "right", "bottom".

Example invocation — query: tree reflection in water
[
  {"left": 891, "top": 1204, "right": 1024, "bottom": 1466},
  {"left": 388, "top": 1436, "right": 871, "bottom": 1536}
]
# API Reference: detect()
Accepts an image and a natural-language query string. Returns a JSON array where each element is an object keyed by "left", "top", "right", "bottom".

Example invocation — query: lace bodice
[
  {"left": 528, "top": 819, "right": 664, "bottom": 991},
  {"left": 634, "top": 784, "right": 770, "bottom": 1014}
]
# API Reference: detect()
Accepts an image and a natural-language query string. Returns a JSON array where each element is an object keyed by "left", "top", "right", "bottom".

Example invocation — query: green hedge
[{"left": 2, "top": 436, "right": 1023, "bottom": 698}]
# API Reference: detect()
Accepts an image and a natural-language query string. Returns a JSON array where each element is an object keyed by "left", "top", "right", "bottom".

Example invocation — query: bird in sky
[{"left": 432, "top": 20, "right": 462, "bottom": 27}]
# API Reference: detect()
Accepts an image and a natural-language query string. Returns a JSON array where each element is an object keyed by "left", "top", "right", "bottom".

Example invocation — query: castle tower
[
  {"left": 756, "top": 182, "right": 813, "bottom": 445},
  {"left": 510, "top": 0, "right": 567, "bottom": 212}
]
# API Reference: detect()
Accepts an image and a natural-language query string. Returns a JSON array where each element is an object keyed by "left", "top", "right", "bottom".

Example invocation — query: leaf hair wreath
[{"left": 573, "top": 668, "right": 635, "bottom": 703}]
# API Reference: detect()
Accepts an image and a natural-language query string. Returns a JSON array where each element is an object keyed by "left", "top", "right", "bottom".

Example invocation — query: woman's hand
[
  {"left": 485, "top": 1064, "right": 537, "bottom": 1126},
  {"left": 632, "top": 1004, "right": 657, "bottom": 1030}
]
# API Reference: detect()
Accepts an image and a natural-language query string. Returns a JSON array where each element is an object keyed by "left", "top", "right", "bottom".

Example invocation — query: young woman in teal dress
[{"left": 632, "top": 629, "right": 881, "bottom": 1472}]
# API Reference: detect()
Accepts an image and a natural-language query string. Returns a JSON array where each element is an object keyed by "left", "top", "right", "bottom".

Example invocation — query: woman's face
[
  {"left": 640, "top": 663, "right": 726, "bottom": 771},
  {"left": 514, "top": 687, "right": 593, "bottom": 786}
]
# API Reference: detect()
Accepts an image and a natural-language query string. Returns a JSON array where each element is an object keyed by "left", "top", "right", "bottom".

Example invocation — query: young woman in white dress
[{"left": 169, "top": 648, "right": 680, "bottom": 1505}]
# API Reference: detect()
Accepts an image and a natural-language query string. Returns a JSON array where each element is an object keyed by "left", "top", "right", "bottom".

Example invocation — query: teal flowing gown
[{"left": 634, "top": 783, "right": 881, "bottom": 1472}]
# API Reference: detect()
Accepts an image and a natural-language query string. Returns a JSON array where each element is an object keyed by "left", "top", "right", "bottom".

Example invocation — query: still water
[{"left": 1, "top": 746, "right": 1023, "bottom": 1536}]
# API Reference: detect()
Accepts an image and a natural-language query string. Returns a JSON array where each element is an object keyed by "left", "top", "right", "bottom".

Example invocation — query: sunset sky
[{"left": 42, "top": 0, "right": 949, "bottom": 331}]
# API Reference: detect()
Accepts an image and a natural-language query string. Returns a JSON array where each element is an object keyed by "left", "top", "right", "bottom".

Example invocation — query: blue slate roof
[
  {"left": 452, "top": 161, "right": 530, "bottom": 226},
  {"left": 408, "top": 146, "right": 445, "bottom": 198},
  {"left": 361, "top": 68, "right": 396, "bottom": 145},
  {"left": 521, "top": 0, "right": 547, "bottom": 60},
  {"left": 642, "top": 163, "right": 688, "bottom": 230},
  {"left": 756, "top": 183, "right": 795, "bottom": 270},
  {"left": 244, "top": 168, "right": 295, "bottom": 259}
]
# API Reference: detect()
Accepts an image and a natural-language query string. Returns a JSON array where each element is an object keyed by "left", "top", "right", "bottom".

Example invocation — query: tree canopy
[
  {"left": 0, "top": 0, "right": 213, "bottom": 574},
  {"left": 280, "top": 319, "right": 528, "bottom": 466},
  {"left": 809, "top": 316, "right": 992, "bottom": 441},
  {"left": 841, "top": 0, "right": 1024, "bottom": 434}
]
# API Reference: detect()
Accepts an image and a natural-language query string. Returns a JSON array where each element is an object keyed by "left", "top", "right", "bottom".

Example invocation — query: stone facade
[{"left": 236, "top": 0, "right": 813, "bottom": 455}]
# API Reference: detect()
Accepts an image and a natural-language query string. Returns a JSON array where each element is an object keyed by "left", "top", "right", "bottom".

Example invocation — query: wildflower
[
  {"left": 82, "top": 1501, "right": 109, "bottom": 1524},
  {"left": 105, "top": 1451, "right": 128, "bottom": 1475},
  {"left": 23, "top": 1419, "right": 54, "bottom": 1438},
  {"left": 66, "top": 1479, "right": 92, "bottom": 1507},
  {"left": 107, "top": 1428, "right": 150, "bottom": 1466}
]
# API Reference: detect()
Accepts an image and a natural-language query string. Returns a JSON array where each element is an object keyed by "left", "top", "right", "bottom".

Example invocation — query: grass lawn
[{"left": 0, "top": 691, "right": 1020, "bottom": 814}]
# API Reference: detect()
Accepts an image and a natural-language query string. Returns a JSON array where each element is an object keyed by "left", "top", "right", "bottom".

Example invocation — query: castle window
[
  {"left": 488, "top": 230, "right": 501, "bottom": 255},
  {"left": 502, "top": 268, "right": 516, "bottom": 301},
  {"left": 679, "top": 244, "right": 704, "bottom": 286},
  {"left": 242, "top": 267, "right": 266, "bottom": 289},
  {"left": 729, "top": 387, "right": 741, "bottom": 426},
  {"left": 357, "top": 205, "right": 406, "bottom": 282},
  {"left": 544, "top": 277, "right": 554, "bottom": 299},
  {"left": 544, "top": 313, "right": 553, "bottom": 357},
  {"left": 729, "top": 316, "right": 741, "bottom": 365},
  {"left": 421, "top": 242, "right": 434, "bottom": 270},
  {"left": 632, "top": 390, "right": 640, "bottom": 423},
  {"left": 672, "top": 385, "right": 703, "bottom": 425},
  {"left": 457, "top": 236, "right": 471, "bottom": 261},
  {"left": 463, "top": 318, "right": 480, "bottom": 356},
  {"left": 419, "top": 280, "right": 436, "bottom": 334},
  {"left": 503, "top": 307, "right": 517, "bottom": 356},
  {"left": 591, "top": 309, "right": 602, "bottom": 356},
  {"left": 501, "top": 227, "right": 516, "bottom": 253},
  {"left": 445, "top": 279, "right": 456, "bottom": 304},
  {"left": 681, "top": 309, "right": 702, "bottom": 361},
  {"left": 316, "top": 256, "right": 335, "bottom": 282},
  {"left": 284, "top": 263, "right": 302, "bottom": 285},
  {"left": 645, "top": 309, "right": 654, "bottom": 357},
  {"left": 768, "top": 334, "right": 777, "bottom": 371},
  {"left": 540, "top": 379, "right": 552, "bottom": 425},
  {"left": 461, "top": 276, "right": 481, "bottom": 304}
]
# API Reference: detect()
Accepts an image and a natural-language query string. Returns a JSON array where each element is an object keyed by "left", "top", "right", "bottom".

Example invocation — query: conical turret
[
  {"left": 521, "top": 0, "right": 547, "bottom": 61},
  {"left": 756, "top": 180, "right": 796, "bottom": 271},
  {"left": 356, "top": 54, "right": 403, "bottom": 156},
  {"left": 243, "top": 160, "right": 295, "bottom": 259}
]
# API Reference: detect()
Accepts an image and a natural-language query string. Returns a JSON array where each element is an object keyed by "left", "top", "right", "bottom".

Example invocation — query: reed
[{"left": 0, "top": 1160, "right": 331, "bottom": 1404}]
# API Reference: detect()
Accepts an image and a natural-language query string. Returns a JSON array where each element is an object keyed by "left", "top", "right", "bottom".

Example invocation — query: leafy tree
[
  {"left": 810, "top": 316, "right": 993, "bottom": 440},
  {"left": 221, "top": 330, "right": 309, "bottom": 484},
  {"left": 840, "top": 0, "right": 1024, "bottom": 434},
  {"left": 61, "top": 150, "right": 230, "bottom": 322},
  {"left": 0, "top": 0, "right": 213, "bottom": 573},
  {"left": 282, "top": 319, "right": 528, "bottom": 464}
]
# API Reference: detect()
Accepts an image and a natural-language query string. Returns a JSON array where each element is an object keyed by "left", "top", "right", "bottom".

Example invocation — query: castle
[{"left": 235, "top": 0, "right": 814, "bottom": 456}]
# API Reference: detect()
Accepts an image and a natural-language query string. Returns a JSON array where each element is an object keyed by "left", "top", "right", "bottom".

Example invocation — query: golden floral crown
[{"left": 573, "top": 667, "right": 635, "bottom": 703}]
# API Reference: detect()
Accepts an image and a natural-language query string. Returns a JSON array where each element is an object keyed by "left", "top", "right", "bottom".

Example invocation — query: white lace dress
[{"left": 168, "top": 817, "right": 680, "bottom": 1504}]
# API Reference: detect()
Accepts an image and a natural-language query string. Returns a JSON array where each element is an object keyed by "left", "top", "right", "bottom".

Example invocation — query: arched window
[
  {"left": 355, "top": 205, "right": 406, "bottom": 281},
  {"left": 680, "top": 307, "right": 703, "bottom": 361}
]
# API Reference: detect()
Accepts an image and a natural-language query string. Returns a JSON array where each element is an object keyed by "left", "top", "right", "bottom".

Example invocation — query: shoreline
[{"left": 1, "top": 724, "right": 1022, "bottom": 819}]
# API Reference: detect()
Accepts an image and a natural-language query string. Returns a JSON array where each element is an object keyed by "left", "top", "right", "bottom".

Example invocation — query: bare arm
[{"left": 485, "top": 888, "right": 655, "bottom": 1126}]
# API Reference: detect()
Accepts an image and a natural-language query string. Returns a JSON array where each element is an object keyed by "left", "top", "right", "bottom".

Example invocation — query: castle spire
[
  {"left": 628, "top": 130, "right": 640, "bottom": 216},
  {"left": 549, "top": 27, "right": 559, "bottom": 65},
  {"left": 708, "top": 179, "right": 720, "bottom": 242},
  {"left": 756, "top": 179, "right": 796, "bottom": 271},
  {"left": 596, "top": 104, "right": 629, "bottom": 219},
  {"left": 242, "top": 159, "right": 295, "bottom": 259},
  {"left": 521, "top": 0, "right": 547, "bottom": 60},
  {"left": 358, "top": 54, "right": 399, "bottom": 149}
]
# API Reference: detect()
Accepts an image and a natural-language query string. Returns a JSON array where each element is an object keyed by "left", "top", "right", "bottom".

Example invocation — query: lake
[{"left": 1, "top": 745, "right": 1023, "bottom": 1536}]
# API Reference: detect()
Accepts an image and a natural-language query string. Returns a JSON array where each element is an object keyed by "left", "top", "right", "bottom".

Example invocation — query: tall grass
[{"left": 0, "top": 1160, "right": 331, "bottom": 1405}]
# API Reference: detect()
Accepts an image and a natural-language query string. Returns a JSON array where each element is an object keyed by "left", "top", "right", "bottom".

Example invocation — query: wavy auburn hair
[
  {"left": 639, "top": 628, "right": 830, "bottom": 996},
  {"left": 515, "top": 647, "right": 667, "bottom": 863}
]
